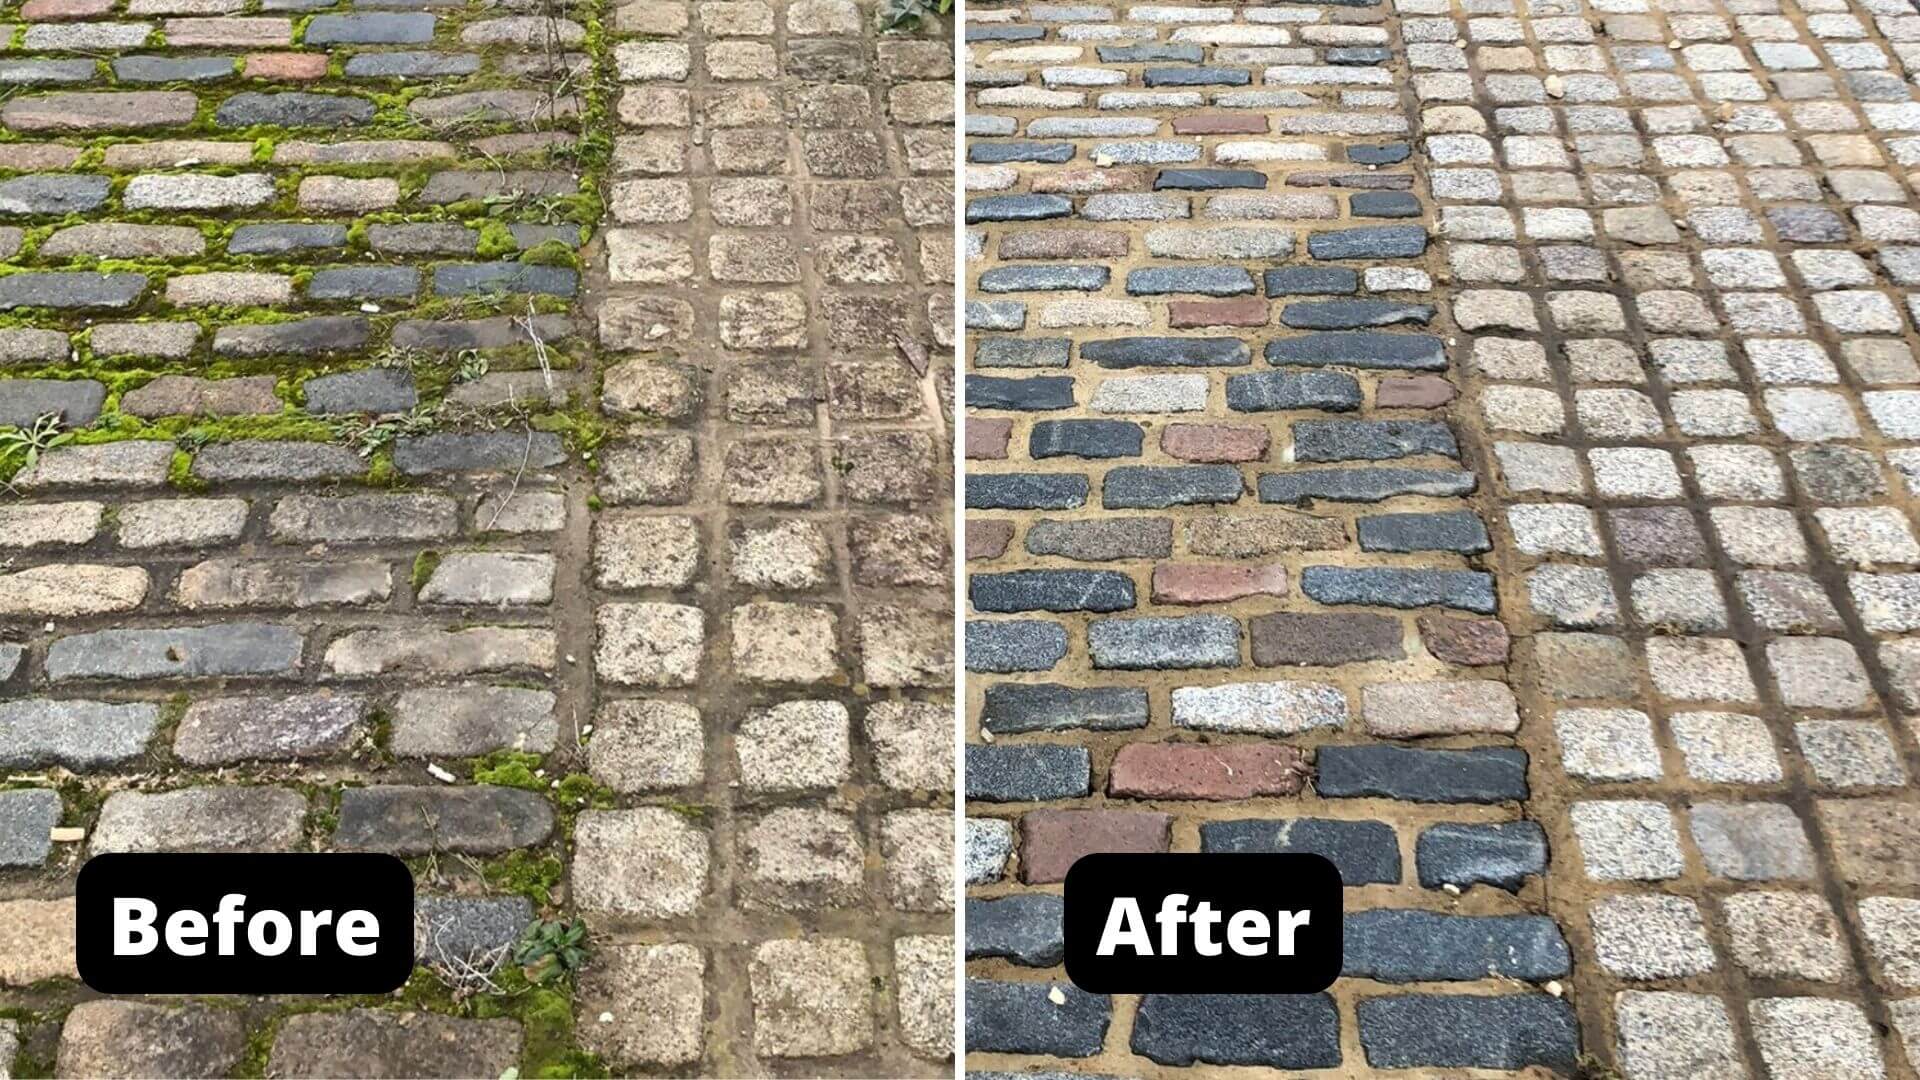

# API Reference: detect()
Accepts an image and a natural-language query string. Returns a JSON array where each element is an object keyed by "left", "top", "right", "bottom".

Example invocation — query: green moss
[
  {"left": 662, "top": 801, "right": 709, "bottom": 822},
  {"left": 55, "top": 777, "right": 105, "bottom": 829},
  {"left": 471, "top": 750, "right": 545, "bottom": 791},
  {"left": 517, "top": 239, "right": 578, "bottom": 268},
  {"left": 481, "top": 849, "right": 565, "bottom": 907},
  {"left": 235, "top": 1015, "right": 278, "bottom": 1079},
  {"left": 553, "top": 774, "right": 613, "bottom": 812},
  {"left": 166, "top": 448, "right": 204, "bottom": 492},
  {"left": 530, "top": 409, "right": 606, "bottom": 457},
  {"left": 474, "top": 220, "right": 517, "bottom": 259},
  {"left": 410, "top": 549, "right": 442, "bottom": 592}
]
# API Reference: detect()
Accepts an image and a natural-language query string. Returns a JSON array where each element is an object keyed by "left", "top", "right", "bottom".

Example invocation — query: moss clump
[
  {"left": 409, "top": 550, "right": 442, "bottom": 592},
  {"left": 553, "top": 774, "right": 613, "bottom": 812},
  {"left": 482, "top": 849, "right": 565, "bottom": 907},
  {"left": 471, "top": 750, "right": 545, "bottom": 791},
  {"left": 475, "top": 220, "right": 518, "bottom": 259},
  {"left": 55, "top": 777, "right": 104, "bottom": 829},
  {"left": 517, "top": 239, "right": 578, "bottom": 269},
  {"left": 166, "top": 448, "right": 205, "bottom": 492}
]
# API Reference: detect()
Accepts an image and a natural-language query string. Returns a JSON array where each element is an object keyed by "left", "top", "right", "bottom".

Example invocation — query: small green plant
[
  {"left": 514, "top": 918, "right": 588, "bottom": 985},
  {"left": 455, "top": 350, "right": 490, "bottom": 385},
  {"left": 879, "top": 0, "right": 949, "bottom": 31},
  {"left": 336, "top": 404, "right": 441, "bottom": 457},
  {"left": 0, "top": 413, "right": 73, "bottom": 475}
]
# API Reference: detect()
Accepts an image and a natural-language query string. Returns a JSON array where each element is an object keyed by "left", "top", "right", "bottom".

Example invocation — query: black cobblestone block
[
  {"left": 970, "top": 141, "right": 1075, "bottom": 164},
  {"left": 1200, "top": 817, "right": 1400, "bottom": 884},
  {"left": 1125, "top": 267, "right": 1254, "bottom": 296},
  {"left": 1225, "top": 370, "right": 1362, "bottom": 412},
  {"left": 967, "top": 374, "right": 1077, "bottom": 410},
  {"left": 1357, "top": 994, "right": 1579, "bottom": 1070},
  {"left": 1344, "top": 910, "right": 1570, "bottom": 982},
  {"left": 965, "top": 895, "right": 1065, "bottom": 966},
  {"left": 1102, "top": 466, "right": 1244, "bottom": 509},
  {"left": 432, "top": 263, "right": 577, "bottom": 298},
  {"left": 1292, "top": 419, "right": 1458, "bottom": 461},
  {"left": 965, "top": 979, "right": 1111, "bottom": 1057},
  {"left": 1350, "top": 142, "right": 1411, "bottom": 164},
  {"left": 967, "top": 194, "right": 1073, "bottom": 222},
  {"left": 1154, "top": 168, "right": 1266, "bottom": 190},
  {"left": 1081, "top": 336, "right": 1248, "bottom": 367},
  {"left": 1307, "top": 224, "right": 1428, "bottom": 260},
  {"left": 306, "top": 266, "right": 420, "bottom": 301},
  {"left": 1350, "top": 191, "right": 1422, "bottom": 217},
  {"left": 978, "top": 265, "right": 1110, "bottom": 292},
  {"left": 1264, "top": 266, "right": 1359, "bottom": 295},
  {"left": 1280, "top": 300, "right": 1433, "bottom": 329},
  {"left": 1416, "top": 821, "right": 1548, "bottom": 892},
  {"left": 302, "top": 369, "right": 418, "bottom": 416},
  {"left": 229, "top": 223, "right": 349, "bottom": 255},
  {"left": 1098, "top": 43, "right": 1203, "bottom": 62},
  {"left": 1132, "top": 994, "right": 1341, "bottom": 1068},
  {"left": 215, "top": 92, "right": 374, "bottom": 128},
  {"left": 1260, "top": 467, "right": 1476, "bottom": 504},
  {"left": 1300, "top": 566, "right": 1495, "bottom": 612},
  {"left": 1316, "top": 745, "right": 1529, "bottom": 803},
  {"left": 1265, "top": 331, "right": 1445, "bottom": 370},
  {"left": 976, "top": 338, "right": 1071, "bottom": 368},
  {"left": 967, "top": 473, "right": 1090, "bottom": 510},
  {"left": 969, "top": 569, "right": 1137, "bottom": 613},
  {"left": 966, "top": 744, "right": 1093, "bottom": 801},
  {"left": 1356, "top": 510, "right": 1491, "bottom": 553},
  {"left": 1030, "top": 419, "right": 1144, "bottom": 459},
  {"left": 46, "top": 624, "right": 303, "bottom": 681},
  {"left": 966, "top": 620, "right": 1070, "bottom": 673},
  {"left": 1144, "top": 67, "right": 1250, "bottom": 86},
  {"left": 981, "top": 683, "right": 1150, "bottom": 733}
]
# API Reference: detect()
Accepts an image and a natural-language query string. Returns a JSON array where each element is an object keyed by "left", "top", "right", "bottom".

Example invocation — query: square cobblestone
[
  {"left": 1555, "top": 708, "right": 1663, "bottom": 781},
  {"left": 1615, "top": 992, "right": 1746, "bottom": 1080},
  {"left": 1722, "top": 890, "right": 1849, "bottom": 981},
  {"left": 1589, "top": 894, "right": 1717, "bottom": 978},
  {"left": 1669, "top": 711, "right": 1782, "bottom": 784},
  {"left": 750, "top": 938, "right": 873, "bottom": 1057},
  {"left": 1749, "top": 997, "right": 1887, "bottom": 1080},
  {"left": 1795, "top": 720, "right": 1907, "bottom": 788},
  {"left": 1691, "top": 802, "right": 1818, "bottom": 881},
  {"left": 1570, "top": 800, "right": 1685, "bottom": 881}
]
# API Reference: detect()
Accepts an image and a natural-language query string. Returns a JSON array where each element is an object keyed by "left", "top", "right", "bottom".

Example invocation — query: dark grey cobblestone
[
  {"left": 1317, "top": 746, "right": 1529, "bottom": 804},
  {"left": 1131, "top": 995, "right": 1341, "bottom": 1069},
  {"left": 966, "top": 980, "right": 1111, "bottom": 1057},
  {"left": 965, "top": 895, "right": 1064, "bottom": 966},
  {"left": 1416, "top": 822, "right": 1548, "bottom": 893},
  {"left": 966, "top": 745, "right": 1093, "bottom": 802},
  {"left": 1357, "top": 995, "right": 1578, "bottom": 1070}
]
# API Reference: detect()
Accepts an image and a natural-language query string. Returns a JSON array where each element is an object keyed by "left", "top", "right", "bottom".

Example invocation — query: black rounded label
[
  {"left": 76, "top": 853, "right": 414, "bottom": 994},
  {"left": 1063, "top": 852, "right": 1342, "bottom": 994}
]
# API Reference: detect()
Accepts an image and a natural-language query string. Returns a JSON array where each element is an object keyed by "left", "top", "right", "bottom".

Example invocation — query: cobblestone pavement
[
  {"left": 0, "top": 0, "right": 955, "bottom": 1072},
  {"left": 964, "top": 0, "right": 1920, "bottom": 1075}
]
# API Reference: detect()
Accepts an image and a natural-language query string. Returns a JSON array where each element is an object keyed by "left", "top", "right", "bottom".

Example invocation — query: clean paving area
[
  {"left": 962, "top": 0, "right": 1920, "bottom": 1074},
  {"left": 0, "top": 0, "right": 956, "bottom": 1074}
]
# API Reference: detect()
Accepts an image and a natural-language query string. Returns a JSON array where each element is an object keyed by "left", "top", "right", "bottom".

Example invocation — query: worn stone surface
[
  {"left": 267, "top": 1011, "right": 521, "bottom": 1080},
  {"left": 57, "top": 1002, "right": 246, "bottom": 1079}
]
